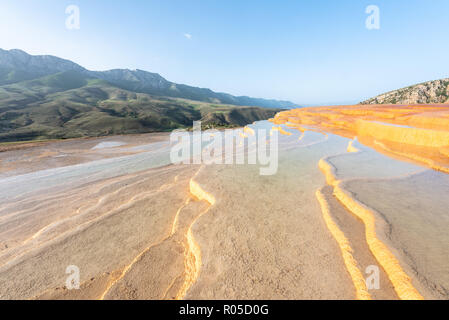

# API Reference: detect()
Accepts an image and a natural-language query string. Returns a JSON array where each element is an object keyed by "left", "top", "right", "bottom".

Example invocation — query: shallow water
[
  {"left": 0, "top": 120, "right": 447, "bottom": 299},
  {"left": 343, "top": 171, "right": 449, "bottom": 298},
  {"left": 91, "top": 141, "right": 127, "bottom": 150}
]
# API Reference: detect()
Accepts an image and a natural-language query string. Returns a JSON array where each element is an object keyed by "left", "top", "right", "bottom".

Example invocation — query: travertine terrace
[
  {"left": 0, "top": 106, "right": 448, "bottom": 300},
  {"left": 272, "top": 104, "right": 449, "bottom": 300},
  {"left": 272, "top": 104, "right": 449, "bottom": 174}
]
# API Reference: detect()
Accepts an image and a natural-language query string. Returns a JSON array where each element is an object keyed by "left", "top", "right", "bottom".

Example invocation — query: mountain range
[
  {"left": 0, "top": 49, "right": 295, "bottom": 142},
  {"left": 0, "top": 49, "right": 295, "bottom": 108}
]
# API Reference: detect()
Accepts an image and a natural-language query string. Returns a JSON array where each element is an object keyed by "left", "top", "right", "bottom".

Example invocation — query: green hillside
[{"left": 0, "top": 71, "right": 281, "bottom": 142}]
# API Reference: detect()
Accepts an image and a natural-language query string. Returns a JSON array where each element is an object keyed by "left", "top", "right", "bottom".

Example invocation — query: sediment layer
[
  {"left": 315, "top": 144, "right": 423, "bottom": 299},
  {"left": 1, "top": 117, "right": 447, "bottom": 300},
  {"left": 271, "top": 105, "right": 449, "bottom": 299},
  {"left": 272, "top": 104, "right": 449, "bottom": 173}
]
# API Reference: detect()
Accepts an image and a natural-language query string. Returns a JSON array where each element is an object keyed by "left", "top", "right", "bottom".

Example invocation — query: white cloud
[{"left": 184, "top": 33, "right": 192, "bottom": 40}]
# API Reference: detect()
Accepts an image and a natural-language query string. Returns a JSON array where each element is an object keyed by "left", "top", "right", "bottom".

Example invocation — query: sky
[{"left": 1, "top": 0, "right": 449, "bottom": 105}]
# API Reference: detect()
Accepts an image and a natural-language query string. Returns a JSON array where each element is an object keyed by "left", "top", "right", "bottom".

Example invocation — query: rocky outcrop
[{"left": 361, "top": 79, "right": 449, "bottom": 105}]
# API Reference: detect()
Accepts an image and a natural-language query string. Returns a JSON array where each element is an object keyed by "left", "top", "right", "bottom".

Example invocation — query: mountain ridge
[
  {"left": 361, "top": 78, "right": 449, "bottom": 105},
  {"left": 0, "top": 50, "right": 284, "bottom": 142},
  {"left": 0, "top": 48, "right": 297, "bottom": 109}
]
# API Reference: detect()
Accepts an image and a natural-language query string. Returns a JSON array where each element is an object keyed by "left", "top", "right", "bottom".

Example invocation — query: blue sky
[{"left": 1, "top": 0, "right": 449, "bottom": 105}]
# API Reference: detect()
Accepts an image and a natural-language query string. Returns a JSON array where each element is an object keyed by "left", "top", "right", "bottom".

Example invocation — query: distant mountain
[
  {"left": 0, "top": 49, "right": 297, "bottom": 109},
  {"left": 0, "top": 49, "right": 285, "bottom": 142},
  {"left": 0, "top": 49, "right": 86, "bottom": 86},
  {"left": 361, "top": 78, "right": 449, "bottom": 105}
]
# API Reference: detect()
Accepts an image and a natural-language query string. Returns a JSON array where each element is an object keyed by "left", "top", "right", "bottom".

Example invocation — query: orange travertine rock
[
  {"left": 272, "top": 104, "right": 449, "bottom": 173},
  {"left": 315, "top": 188, "right": 372, "bottom": 300}
]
